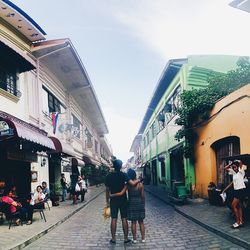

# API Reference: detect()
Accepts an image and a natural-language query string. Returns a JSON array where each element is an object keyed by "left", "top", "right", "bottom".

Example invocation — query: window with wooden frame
[
  {"left": 0, "top": 65, "right": 19, "bottom": 96},
  {"left": 42, "top": 87, "right": 65, "bottom": 115}
]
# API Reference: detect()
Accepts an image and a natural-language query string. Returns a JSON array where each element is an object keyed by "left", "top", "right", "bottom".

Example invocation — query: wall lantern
[{"left": 41, "top": 157, "right": 46, "bottom": 167}]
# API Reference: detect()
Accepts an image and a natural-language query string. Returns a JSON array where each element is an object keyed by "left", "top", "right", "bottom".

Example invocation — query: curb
[
  {"left": 145, "top": 188, "right": 250, "bottom": 250},
  {"left": 10, "top": 188, "right": 105, "bottom": 250}
]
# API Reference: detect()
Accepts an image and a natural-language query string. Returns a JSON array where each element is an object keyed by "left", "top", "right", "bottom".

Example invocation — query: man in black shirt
[{"left": 105, "top": 159, "right": 131, "bottom": 244}]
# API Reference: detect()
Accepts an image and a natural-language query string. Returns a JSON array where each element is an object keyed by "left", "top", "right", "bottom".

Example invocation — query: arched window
[{"left": 211, "top": 136, "right": 240, "bottom": 186}]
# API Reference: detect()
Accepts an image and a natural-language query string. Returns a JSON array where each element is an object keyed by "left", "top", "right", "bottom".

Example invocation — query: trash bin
[
  {"left": 176, "top": 186, "right": 187, "bottom": 198},
  {"left": 208, "top": 182, "right": 223, "bottom": 206}
]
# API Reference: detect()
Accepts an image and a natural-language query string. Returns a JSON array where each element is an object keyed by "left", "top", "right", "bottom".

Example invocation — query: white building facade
[{"left": 0, "top": 0, "right": 112, "bottom": 196}]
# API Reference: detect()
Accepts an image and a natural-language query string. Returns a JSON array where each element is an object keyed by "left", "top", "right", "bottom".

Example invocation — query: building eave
[
  {"left": 138, "top": 58, "right": 187, "bottom": 135},
  {"left": 0, "top": 0, "right": 46, "bottom": 42},
  {"left": 32, "top": 39, "right": 109, "bottom": 135}
]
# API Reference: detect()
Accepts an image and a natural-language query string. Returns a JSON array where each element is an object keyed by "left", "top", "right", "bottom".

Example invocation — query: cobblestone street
[{"left": 23, "top": 192, "right": 244, "bottom": 250}]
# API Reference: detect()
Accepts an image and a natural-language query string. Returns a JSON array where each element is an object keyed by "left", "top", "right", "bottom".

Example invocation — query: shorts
[
  {"left": 233, "top": 188, "right": 246, "bottom": 201},
  {"left": 110, "top": 199, "right": 127, "bottom": 219}
]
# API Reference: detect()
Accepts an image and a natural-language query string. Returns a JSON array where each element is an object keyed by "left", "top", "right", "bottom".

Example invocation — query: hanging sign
[
  {"left": 0, "top": 121, "right": 14, "bottom": 136},
  {"left": 7, "top": 150, "right": 37, "bottom": 162}
]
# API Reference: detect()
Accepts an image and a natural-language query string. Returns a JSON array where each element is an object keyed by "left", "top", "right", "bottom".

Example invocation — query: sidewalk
[
  {"left": 145, "top": 185, "right": 250, "bottom": 250},
  {"left": 0, "top": 185, "right": 105, "bottom": 250}
]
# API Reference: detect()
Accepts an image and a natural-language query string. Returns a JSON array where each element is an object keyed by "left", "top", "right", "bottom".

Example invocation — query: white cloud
[
  {"left": 103, "top": 106, "right": 140, "bottom": 163},
  {"left": 112, "top": 0, "right": 250, "bottom": 60}
]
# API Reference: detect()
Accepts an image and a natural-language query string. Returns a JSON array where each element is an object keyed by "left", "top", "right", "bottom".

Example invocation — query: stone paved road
[{"left": 23, "top": 192, "right": 245, "bottom": 250}]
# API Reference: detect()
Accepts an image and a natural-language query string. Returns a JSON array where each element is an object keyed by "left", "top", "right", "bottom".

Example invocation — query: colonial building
[
  {"left": 131, "top": 55, "right": 240, "bottom": 197},
  {"left": 0, "top": 0, "right": 112, "bottom": 196},
  {"left": 194, "top": 84, "right": 250, "bottom": 197}
]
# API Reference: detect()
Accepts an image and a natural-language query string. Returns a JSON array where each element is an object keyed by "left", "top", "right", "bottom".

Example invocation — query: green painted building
[{"left": 131, "top": 55, "right": 240, "bottom": 197}]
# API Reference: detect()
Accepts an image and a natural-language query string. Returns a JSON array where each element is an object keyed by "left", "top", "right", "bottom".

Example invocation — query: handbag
[{"left": 75, "top": 183, "right": 81, "bottom": 192}]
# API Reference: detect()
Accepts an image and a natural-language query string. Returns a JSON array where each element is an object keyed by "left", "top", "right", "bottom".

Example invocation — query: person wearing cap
[{"left": 105, "top": 158, "right": 141, "bottom": 244}]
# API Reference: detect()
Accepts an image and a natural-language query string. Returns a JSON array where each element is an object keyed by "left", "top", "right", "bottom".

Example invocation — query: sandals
[
  {"left": 232, "top": 222, "right": 240, "bottom": 229},
  {"left": 15, "top": 219, "right": 21, "bottom": 226},
  {"left": 26, "top": 220, "right": 32, "bottom": 225}
]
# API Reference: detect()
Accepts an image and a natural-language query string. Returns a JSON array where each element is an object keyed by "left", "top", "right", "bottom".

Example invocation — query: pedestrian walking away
[
  {"left": 111, "top": 168, "right": 146, "bottom": 244},
  {"left": 60, "top": 174, "right": 67, "bottom": 202},
  {"left": 225, "top": 160, "right": 247, "bottom": 229}
]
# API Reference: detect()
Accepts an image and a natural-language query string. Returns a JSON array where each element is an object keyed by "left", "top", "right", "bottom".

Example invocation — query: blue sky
[{"left": 13, "top": 0, "right": 250, "bottom": 162}]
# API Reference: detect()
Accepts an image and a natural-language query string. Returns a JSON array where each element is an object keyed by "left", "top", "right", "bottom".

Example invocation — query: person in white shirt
[
  {"left": 225, "top": 160, "right": 246, "bottom": 229},
  {"left": 27, "top": 185, "right": 45, "bottom": 225}
]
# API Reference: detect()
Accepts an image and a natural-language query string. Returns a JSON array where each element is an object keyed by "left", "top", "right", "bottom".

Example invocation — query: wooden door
[{"left": 213, "top": 136, "right": 240, "bottom": 186}]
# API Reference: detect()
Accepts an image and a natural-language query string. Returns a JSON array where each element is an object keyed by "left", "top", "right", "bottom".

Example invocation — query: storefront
[
  {"left": 49, "top": 136, "right": 75, "bottom": 185},
  {"left": 0, "top": 111, "right": 55, "bottom": 197},
  {"left": 49, "top": 136, "right": 85, "bottom": 186}
]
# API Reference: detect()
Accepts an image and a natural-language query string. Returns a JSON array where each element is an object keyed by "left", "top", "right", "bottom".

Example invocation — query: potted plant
[{"left": 50, "top": 182, "right": 62, "bottom": 206}]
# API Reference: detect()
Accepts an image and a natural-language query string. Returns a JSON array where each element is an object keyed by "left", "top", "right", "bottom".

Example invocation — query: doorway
[
  {"left": 212, "top": 136, "right": 240, "bottom": 186},
  {"left": 151, "top": 159, "right": 157, "bottom": 185},
  {"left": 170, "top": 147, "right": 185, "bottom": 189},
  {"left": 0, "top": 159, "right": 31, "bottom": 197}
]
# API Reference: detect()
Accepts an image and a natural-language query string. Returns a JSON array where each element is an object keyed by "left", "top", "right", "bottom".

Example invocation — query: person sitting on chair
[
  {"left": 8, "top": 185, "right": 18, "bottom": 200},
  {"left": 26, "top": 185, "right": 45, "bottom": 225},
  {"left": 1, "top": 189, "right": 26, "bottom": 225},
  {"left": 41, "top": 181, "right": 50, "bottom": 201}
]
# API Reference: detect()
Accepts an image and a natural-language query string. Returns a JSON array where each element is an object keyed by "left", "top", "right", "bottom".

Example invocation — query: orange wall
[{"left": 195, "top": 84, "right": 250, "bottom": 197}]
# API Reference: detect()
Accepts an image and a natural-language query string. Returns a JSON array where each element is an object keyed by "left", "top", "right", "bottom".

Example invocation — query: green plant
[
  {"left": 175, "top": 57, "right": 250, "bottom": 159},
  {"left": 81, "top": 164, "right": 92, "bottom": 179},
  {"left": 50, "top": 182, "right": 62, "bottom": 196}
]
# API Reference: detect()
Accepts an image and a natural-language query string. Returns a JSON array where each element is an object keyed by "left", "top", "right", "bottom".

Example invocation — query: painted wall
[
  {"left": 194, "top": 84, "right": 250, "bottom": 197},
  {"left": 140, "top": 55, "right": 241, "bottom": 193}
]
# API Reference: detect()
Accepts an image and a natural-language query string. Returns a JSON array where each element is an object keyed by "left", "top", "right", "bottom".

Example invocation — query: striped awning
[{"left": 0, "top": 111, "right": 55, "bottom": 150}]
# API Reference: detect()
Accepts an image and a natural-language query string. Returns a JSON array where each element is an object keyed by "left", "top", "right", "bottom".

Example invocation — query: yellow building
[{"left": 194, "top": 84, "right": 250, "bottom": 197}]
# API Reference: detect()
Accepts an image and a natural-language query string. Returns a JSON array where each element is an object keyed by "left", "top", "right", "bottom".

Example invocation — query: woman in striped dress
[{"left": 110, "top": 169, "right": 145, "bottom": 243}]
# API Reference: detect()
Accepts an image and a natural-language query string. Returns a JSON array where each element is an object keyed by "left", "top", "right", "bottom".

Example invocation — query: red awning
[
  {"left": 82, "top": 155, "right": 93, "bottom": 165},
  {"left": 82, "top": 155, "right": 100, "bottom": 166},
  {"left": 0, "top": 111, "right": 55, "bottom": 150},
  {"left": 71, "top": 157, "right": 85, "bottom": 167},
  {"left": 49, "top": 136, "right": 75, "bottom": 157}
]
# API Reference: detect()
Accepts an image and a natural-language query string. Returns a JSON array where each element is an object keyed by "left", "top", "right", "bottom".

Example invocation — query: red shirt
[{"left": 2, "top": 196, "right": 16, "bottom": 213}]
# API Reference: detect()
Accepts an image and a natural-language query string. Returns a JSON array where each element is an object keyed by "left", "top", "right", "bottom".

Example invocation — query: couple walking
[{"left": 105, "top": 159, "right": 145, "bottom": 244}]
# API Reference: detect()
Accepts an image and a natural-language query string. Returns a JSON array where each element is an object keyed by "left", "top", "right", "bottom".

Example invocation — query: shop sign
[
  {"left": 0, "top": 121, "right": 14, "bottom": 136},
  {"left": 63, "top": 164, "right": 72, "bottom": 172},
  {"left": 7, "top": 150, "right": 37, "bottom": 162}
]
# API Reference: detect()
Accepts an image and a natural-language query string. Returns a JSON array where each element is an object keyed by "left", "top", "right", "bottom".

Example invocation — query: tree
[{"left": 175, "top": 57, "right": 250, "bottom": 159}]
